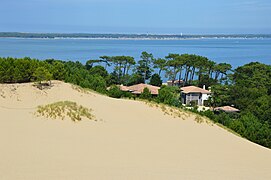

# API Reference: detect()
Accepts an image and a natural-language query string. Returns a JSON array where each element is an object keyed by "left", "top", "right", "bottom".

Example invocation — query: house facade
[{"left": 181, "top": 86, "right": 211, "bottom": 106}]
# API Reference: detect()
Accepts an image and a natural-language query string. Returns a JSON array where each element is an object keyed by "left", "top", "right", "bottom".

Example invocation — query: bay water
[{"left": 0, "top": 38, "right": 270, "bottom": 69}]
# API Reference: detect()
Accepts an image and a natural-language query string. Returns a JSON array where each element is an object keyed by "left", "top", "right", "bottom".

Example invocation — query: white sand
[{"left": 0, "top": 81, "right": 270, "bottom": 180}]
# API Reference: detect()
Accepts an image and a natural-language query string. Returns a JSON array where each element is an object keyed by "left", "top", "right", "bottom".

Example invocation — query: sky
[{"left": 0, "top": 0, "right": 271, "bottom": 34}]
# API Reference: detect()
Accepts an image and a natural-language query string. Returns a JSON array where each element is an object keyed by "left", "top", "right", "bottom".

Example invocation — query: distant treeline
[
  {"left": 0, "top": 55, "right": 270, "bottom": 148},
  {"left": 0, "top": 32, "right": 271, "bottom": 39}
]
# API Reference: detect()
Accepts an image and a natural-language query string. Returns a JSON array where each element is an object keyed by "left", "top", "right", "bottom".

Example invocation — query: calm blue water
[{"left": 0, "top": 38, "right": 270, "bottom": 68}]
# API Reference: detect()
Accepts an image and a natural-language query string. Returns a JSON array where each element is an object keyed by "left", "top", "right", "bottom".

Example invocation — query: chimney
[{"left": 203, "top": 85, "right": 206, "bottom": 90}]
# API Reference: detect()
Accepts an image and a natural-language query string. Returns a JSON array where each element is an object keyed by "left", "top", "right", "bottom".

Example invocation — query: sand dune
[{"left": 0, "top": 81, "right": 270, "bottom": 180}]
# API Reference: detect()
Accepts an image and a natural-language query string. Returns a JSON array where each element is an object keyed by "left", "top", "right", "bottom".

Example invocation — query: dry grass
[
  {"left": 0, "top": 88, "right": 5, "bottom": 98},
  {"left": 0, "top": 93, "right": 5, "bottom": 98},
  {"left": 195, "top": 115, "right": 205, "bottom": 124},
  {"left": 144, "top": 101, "right": 190, "bottom": 121},
  {"left": 71, "top": 85, "right": 90, "bottom": 94},
  {"left": 143, "top": 101, "right": 215, "bottom": 124},
  {"left": 36, "top": 101, "right": 96, "bottom": 122}
]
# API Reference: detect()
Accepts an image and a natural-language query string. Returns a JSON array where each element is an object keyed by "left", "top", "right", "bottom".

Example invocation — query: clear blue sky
[{"left": 0, "top": 0, "right": 270, "bottom": 34}]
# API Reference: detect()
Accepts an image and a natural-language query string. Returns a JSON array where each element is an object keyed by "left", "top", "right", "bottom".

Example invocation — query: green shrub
[
  {"left": 157, "top": 85, "right": 180, "bottom": 107},
  {"left": 200, "top": 110, "right": 216, "bottom": 120},
  {"left": 89, "top": 75, "right": 107, "bottom": 94},
  {"left": 122, "top": 91, "right": 133, "bottom": 99},
  {"left": 108, "top": 85, "right": 123, "bottom": 98},
  {"left": 140, "top": 87, "right": 152, "bottom": 100}
]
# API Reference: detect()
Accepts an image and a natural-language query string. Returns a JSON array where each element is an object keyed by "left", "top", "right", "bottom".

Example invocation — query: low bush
[
  {"left": 108, "top": 85, "right": 123, "bottom": 98},
  {"left": 140, "top": 87, "right": 152, "bottom": 100}
]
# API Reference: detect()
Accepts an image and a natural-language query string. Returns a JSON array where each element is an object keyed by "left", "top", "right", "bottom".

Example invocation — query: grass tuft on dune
[{"left": 36, "top": 101, "right": 95, "bottom": 122}]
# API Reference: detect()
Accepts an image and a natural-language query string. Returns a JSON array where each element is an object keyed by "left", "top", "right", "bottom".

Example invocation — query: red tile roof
[
  {"left": 181, "top": 86, "right": 211, "bottom": 94},
  {"left": 128, "top": 83, "right": 160, "bottom": 95},
  {"left": 118, "top": 85, "right": 130, "bottom": 92},
  {"left": 107, "top": 85, "right": 131, "bottom": 92},
  {"left": 214, "top": 106, "right": 240, "bottom": 112}
]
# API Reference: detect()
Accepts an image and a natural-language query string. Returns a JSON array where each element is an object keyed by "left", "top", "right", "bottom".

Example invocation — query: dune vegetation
[
  {"left": 0, "top": 54, "right": 270, "bottom": 148},
  {"left": 36, "top": 101, "right": 95, "bottom": 122}
]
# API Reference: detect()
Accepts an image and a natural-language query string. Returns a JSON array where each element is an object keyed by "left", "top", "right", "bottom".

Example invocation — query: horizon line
[{"left": 1, "top": 32, "right": 271, "bottom": 36}]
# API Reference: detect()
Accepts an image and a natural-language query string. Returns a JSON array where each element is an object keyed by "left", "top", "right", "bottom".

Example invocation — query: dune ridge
[{"left": 0, "top": 81, "right": 270, "bottom": 180}]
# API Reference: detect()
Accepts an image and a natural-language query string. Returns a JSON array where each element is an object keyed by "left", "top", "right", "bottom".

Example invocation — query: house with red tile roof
[
  {"left": 107, "top": 83, "right": 160, "bottom": 95},
  {"left": 180, "top": 86, "right": 211, "bottom": 106},
  {"left": 128, "top": 83, "right": 160, "bottom": 95}
]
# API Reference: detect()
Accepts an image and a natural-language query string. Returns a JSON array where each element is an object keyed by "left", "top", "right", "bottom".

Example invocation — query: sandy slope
[{"left": 0, "top": 81, "right": 270, "bottom": 180}]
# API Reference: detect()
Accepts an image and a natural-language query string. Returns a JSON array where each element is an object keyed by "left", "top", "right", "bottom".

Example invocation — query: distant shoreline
[
  {"left": 0, "top": 32, "right": 271, "bottom": 40},
  {"left": 1, "top": 37, "right": 270, "bottom": 41}
]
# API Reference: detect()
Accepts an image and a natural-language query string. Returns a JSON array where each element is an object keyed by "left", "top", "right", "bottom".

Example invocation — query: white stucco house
[{"left": 180, "top": 86, "right": 211, "bottom": 106}]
